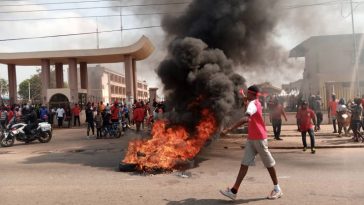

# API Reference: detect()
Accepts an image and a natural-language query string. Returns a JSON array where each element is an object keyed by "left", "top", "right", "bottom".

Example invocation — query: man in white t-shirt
[{"left": 56, "top": 107, "right": 65, "bottom": 128}]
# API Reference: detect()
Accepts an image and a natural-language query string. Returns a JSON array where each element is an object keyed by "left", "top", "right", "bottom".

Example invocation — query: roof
[
  {"left": 289, "top": 33, "right": 364, "bottom": 58},
  {"left": 0, "top": 36, "right": 154, "bottom": 66},
  {"left": 257, "top": 82, "right": 282, "bottom": 93}
]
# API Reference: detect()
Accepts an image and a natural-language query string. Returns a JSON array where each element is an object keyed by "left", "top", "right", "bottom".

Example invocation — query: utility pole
[
  {"left": 96, "top": 17, "right": 100, "bottom": 49},
  {"left": 350, "top": 0, "right": 360, "bottom": 96}
]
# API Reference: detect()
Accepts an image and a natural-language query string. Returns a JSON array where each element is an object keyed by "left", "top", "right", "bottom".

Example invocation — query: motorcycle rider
[{"left": 24, "top": 105, "right": 38, "bottom": 137}]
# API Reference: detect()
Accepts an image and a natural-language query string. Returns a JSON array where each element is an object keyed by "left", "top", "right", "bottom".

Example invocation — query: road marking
[{"left": 278, "top": 176, "right": 291, "bottom": 179}]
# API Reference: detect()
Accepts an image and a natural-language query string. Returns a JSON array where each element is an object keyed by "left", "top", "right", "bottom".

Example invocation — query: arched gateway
[
  {"left": 49, "top": 93, "right": 69, "bottom": 108},
  {"left": 0, "top": 36, "right": 154, "bottom": 105}
]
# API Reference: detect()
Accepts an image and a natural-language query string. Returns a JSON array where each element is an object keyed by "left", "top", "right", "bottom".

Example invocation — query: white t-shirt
[
  {"left": 246, "top": 100, "right": 257, "bottom": 116},
  {"left": 56, "top": 108, "right": 65, "bottom": 117}
]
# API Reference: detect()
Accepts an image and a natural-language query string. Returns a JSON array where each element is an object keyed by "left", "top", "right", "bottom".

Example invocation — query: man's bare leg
[
  {"left": 267, "top": 166, "right": 278, "bottom": 185},
  {"left": 232, "top": 165, "right": 249, "bottom": 192}
]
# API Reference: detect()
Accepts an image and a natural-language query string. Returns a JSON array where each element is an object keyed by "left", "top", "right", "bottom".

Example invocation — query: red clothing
[
  {"left": 133, "top": 107, "right": 145, "bottom": 122},
  {"left": 72, "top": 106, "right": 81, "bottom": 116},
  {"left": 361, "top": 99, "right": 364, "bottom": 108},
  {"left": 298, "top": 108, "right": 315, "bottom": 132},
  {"left": 7, "top": 111, "right": 14, "bottom": 121},
  {"left": 328, "top": 101, "right": 337, "bottom": 116},
  {"left": 111, "top": 106, "right": 119, "bottom": 120},
  {"left": 248, "top": 100, "right": 267, "bottom": 140}
]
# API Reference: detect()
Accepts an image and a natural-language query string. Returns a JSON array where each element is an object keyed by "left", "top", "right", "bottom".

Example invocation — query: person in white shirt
[{"left": 56, "top": 106, "right": 65, "bottom": 128}]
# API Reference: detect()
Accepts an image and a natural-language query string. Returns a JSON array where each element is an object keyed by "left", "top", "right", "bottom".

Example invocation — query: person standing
[
  {"left": 133, "top": 102, "right": 145, "bottom": 133},
  {"left": 85, "top": 103, "right": 95, "bottom": 137},
  {"left": 219, "top": 85, "right": 283, "bottom": 200},
  {"left": 72, "top": 103, "right": 81, "bottom": 126},
  {"left": 56, "top": 106, "right": 65, "bottom": 128},
  {"left": 15, "top": 107, "right": 22, "bottom": 123},
  {"left": 0, "top": 107, "right": 8, "bottom": 129},
  {"left": 349, "top": 98, "right": 363, "bottom": 142},
  {"left": 39, "top": 105, "right": 48, "bottom": 122},
  {"left": 269, "top": 98, "right": 287, "bottom": 140},
  {"left": 328, "top": 94, "right": 338, "bottom": 133},
  {"left": 110, "top": 102, "right": 120, "bottom": 123},
  {"left": 94, "top": 110, "right": 103, "bottom": 139},
  {"left": 313, "top": 96, "right": 323, "bottom": 130},
  {"left": 7, "top": 107, "right": 14, "bottom": 125},
  {"left": 336, "top": 98, "right": 349, "bottom": 137},
  {"left": 297, "top": 101, "right": 317, "bottom": 154}
]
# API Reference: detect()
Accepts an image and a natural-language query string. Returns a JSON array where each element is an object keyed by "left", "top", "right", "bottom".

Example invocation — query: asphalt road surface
[{"left": 1, "top": 128, "right": 363, "bottom": 205}]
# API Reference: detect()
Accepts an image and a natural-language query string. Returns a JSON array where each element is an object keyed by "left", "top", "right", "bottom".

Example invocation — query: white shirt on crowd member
[{"left": 56, "top": 108, "right": 65, "bottom": 118}]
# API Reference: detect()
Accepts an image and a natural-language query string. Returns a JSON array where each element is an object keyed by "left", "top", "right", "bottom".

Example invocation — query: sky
[{"left": 1, "top": 0, "right": 364, "bottom": 93}]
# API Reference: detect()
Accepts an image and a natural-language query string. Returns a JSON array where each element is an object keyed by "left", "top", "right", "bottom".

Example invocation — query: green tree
[
  {"left": 0, "top": 78, "right": 8, "bottom": 95},
  {"left": 18, "top": 74, "right": 42, "bottom": 102}
]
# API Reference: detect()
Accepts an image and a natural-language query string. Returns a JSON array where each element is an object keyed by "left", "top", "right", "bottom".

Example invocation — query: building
[
  {"left": 88, "top": 65, "right": 149, "bottom": 104},
  {"left": 0, "top": 36, "right": 154, "bottom": 106},
  {"left": 289, "top": 34, "right": 364, "bottom": 108},
  {"left": 282, "top": 79, "right": 302, "bottom": 93},
  {"left": 257, "top": 82, "right": 282, "bottom": 96}
]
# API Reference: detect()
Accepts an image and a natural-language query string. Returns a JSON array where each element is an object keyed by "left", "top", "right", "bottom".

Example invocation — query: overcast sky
[{"left": 1, "top": 0, "right": 364, "bottom": 92}]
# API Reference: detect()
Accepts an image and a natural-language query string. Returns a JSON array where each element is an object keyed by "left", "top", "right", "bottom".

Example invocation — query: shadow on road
[{"left": 164, "top": 197, "right": 266, "bottom": 205}]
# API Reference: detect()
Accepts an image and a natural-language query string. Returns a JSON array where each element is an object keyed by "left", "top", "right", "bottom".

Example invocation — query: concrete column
[
  {"left": 132, "top": 59, "right": 137, "bottom": 101},
  {"left": 80, "top": 62, "right": 88, "bottom": 90},
  {"left": 41, "top": 59, "right": 50, "bottom": 104},
  {"left": 124, "top": 55, "right": 135, "bottom": 103},
  {"left": 149, "top": 88, "right": 158, "bottom": 102},
  {"left": 68, "top": 58, "right": 78, "bottom": 103},
  {"left": 55, "top": 63, "right": 64, "bottom": 88},
  {"left": 7, "top": 64, "right": 17, "bottom": 105}
]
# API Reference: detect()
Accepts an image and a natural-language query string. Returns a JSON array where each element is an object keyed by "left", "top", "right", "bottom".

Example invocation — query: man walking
[
  {"left": 297, "top": 101, "right": 317, "bottom": 154},
  {"left": 269, "top": 97, "right": 287, "bottom": 140},
  {"left": 56, "top": 106, "right": 65, "bottom": 128},
  {"left": 220, "top": 85, "right": 283, "bottom": 200}
]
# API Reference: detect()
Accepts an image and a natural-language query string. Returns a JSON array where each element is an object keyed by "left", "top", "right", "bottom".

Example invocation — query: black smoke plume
[
  {"left": 162, "top": 0, "right": 279, "bottom": 66},
  {"left": 158, "top": 0, "right": 279, "bottom": 130}
]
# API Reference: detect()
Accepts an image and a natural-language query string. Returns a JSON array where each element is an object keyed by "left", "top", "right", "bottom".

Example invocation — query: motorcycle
[
  {"left": 0, "top": 121, "right": 52, "bottom": 147},
  {"left": 101, "top": 121, "right": 123, "bottom": 138}
]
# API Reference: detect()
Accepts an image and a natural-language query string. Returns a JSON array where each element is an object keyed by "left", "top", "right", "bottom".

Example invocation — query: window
[{"left": 111, "top": 85, "right": 115, "bottom": 94}]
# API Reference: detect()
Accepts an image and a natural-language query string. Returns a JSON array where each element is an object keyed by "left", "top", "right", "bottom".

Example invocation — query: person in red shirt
[
  {"left": 328, "top": 94, "right": 338, "bottom": 133},
  {"left": 220, "top": 85, "right": 282, "bottom": 200},
  {"left": 110, "top": 102, "right": 120, "bottom": 123},
  {"left": 133, "top": 102, "right": 145, "bottom": 133},
  {"left": 297, "top": 101, "right": 317, "bottom": 154},
  {"left": 72, "top": 103, "right": 81, "bottom": 126},
  {"left": 7, "top": 107, "right": 14, "bottom": 124}
]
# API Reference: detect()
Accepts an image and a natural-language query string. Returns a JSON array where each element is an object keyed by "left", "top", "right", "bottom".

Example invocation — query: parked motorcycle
[{"left": 0, "top": 121, "right": 52, "bottom": 147}]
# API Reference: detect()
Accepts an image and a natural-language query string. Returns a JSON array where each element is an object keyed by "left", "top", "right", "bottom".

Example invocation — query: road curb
[{"left": 240, "top": 145, "right": 364, "bottom": 149}]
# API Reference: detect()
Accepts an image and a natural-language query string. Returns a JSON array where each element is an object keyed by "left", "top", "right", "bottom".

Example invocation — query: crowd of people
[
  {"left": 0, "top": 98, "right": 166, "bottom": 138},
  {"left": 266, "top": 93, "right": 364, "bottom": 155}
]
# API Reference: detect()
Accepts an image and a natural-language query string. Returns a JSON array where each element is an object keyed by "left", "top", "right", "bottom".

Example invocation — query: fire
[{"left": 122, "top": 109, "right": 217, "bottom": 171}]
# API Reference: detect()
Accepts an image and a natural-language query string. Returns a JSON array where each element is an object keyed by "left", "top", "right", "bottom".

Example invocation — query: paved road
[{"left": 0, "top": 128, "right": 363, "bottom": 205}]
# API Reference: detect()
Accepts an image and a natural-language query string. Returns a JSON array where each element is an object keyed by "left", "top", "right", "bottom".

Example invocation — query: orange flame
[{"left": 123, "top": 109, "right": 217, "bottom": 170}]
